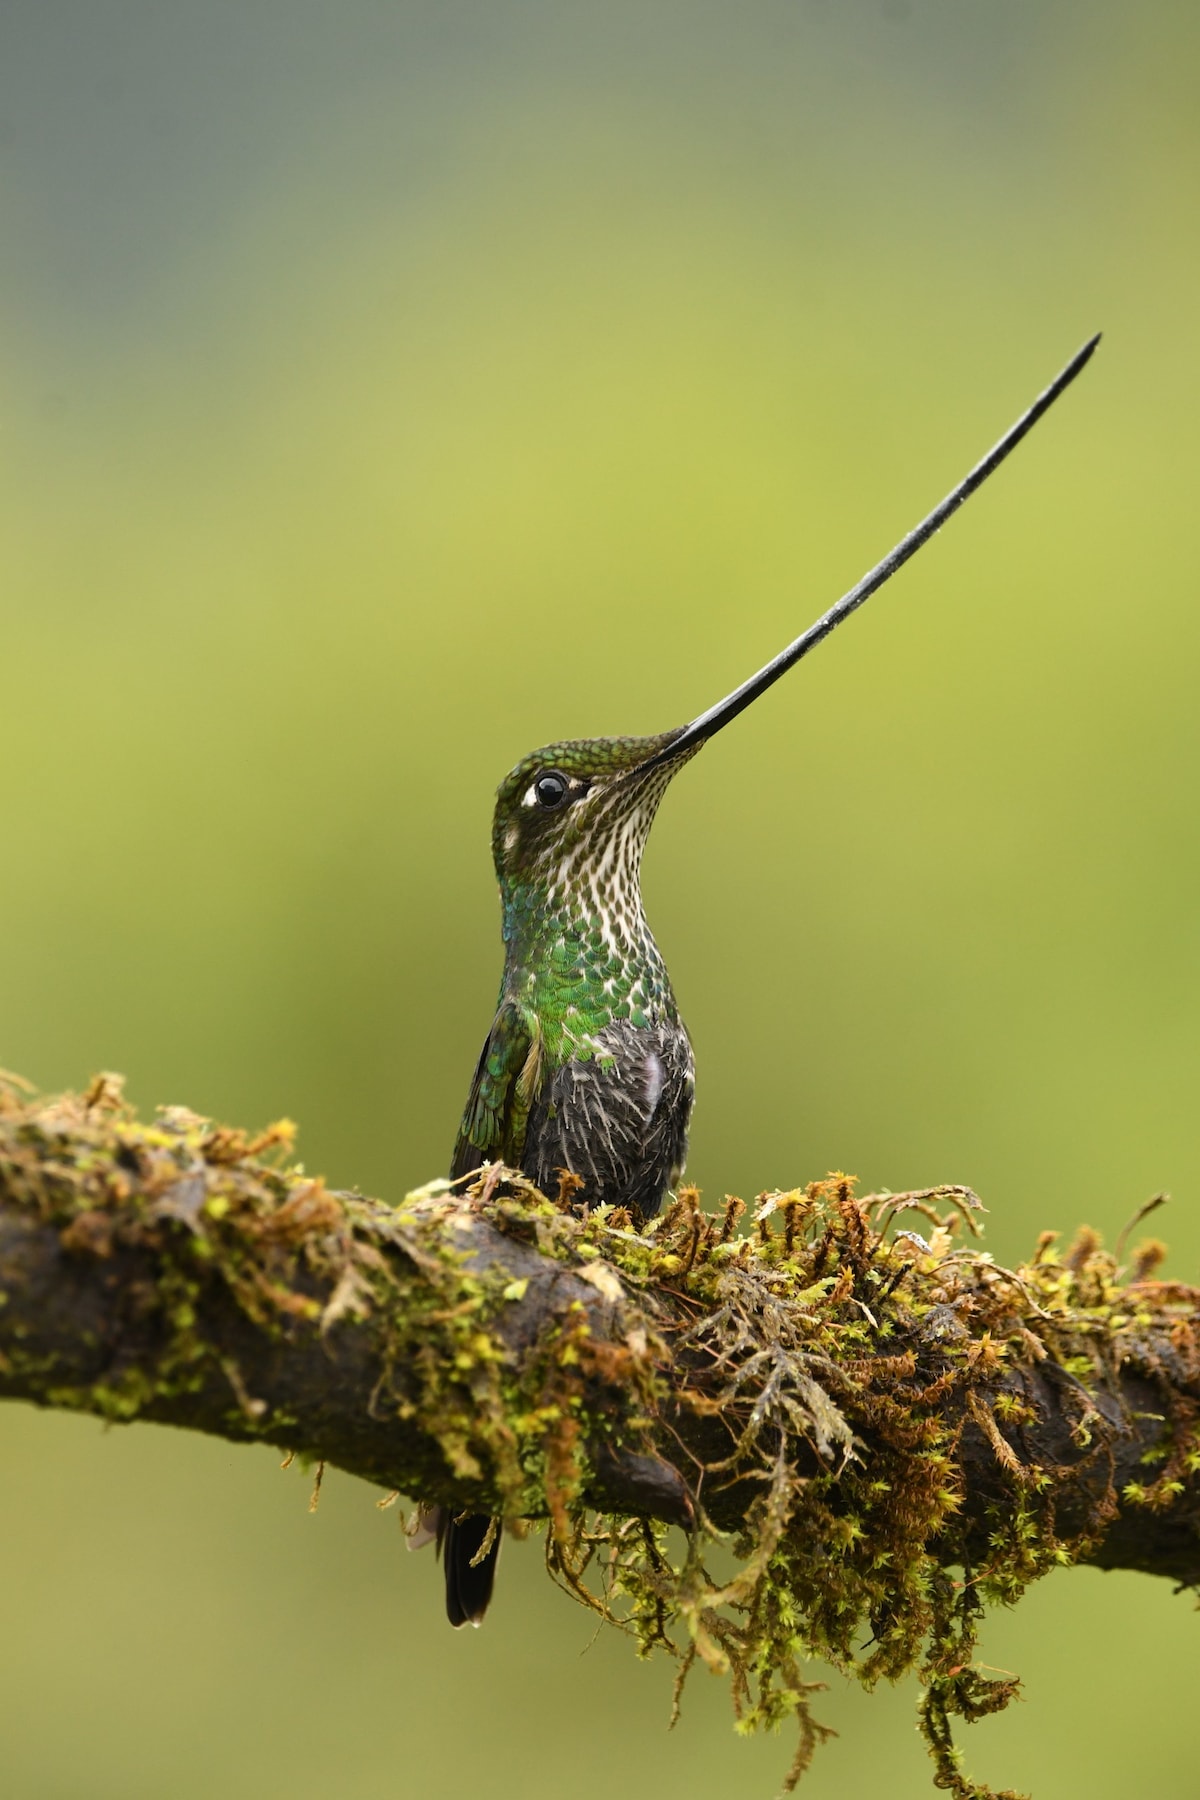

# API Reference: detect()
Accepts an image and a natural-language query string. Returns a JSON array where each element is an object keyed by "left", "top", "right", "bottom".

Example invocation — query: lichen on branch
[{"left": 0, "top": 1071, "right": 1196, "bottom": 1799}]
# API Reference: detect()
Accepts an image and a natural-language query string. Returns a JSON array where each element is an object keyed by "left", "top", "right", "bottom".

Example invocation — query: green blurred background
[{"left": 1, "top": 3, "right": 1197, "bottom": 1795}]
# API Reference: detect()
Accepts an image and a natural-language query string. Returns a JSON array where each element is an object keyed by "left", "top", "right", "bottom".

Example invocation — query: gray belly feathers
[{"left": 522, "top": 1018, "right": 694, "bottom": 1219}]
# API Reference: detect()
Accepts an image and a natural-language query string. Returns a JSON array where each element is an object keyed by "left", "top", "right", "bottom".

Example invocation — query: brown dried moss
[{"left": 0, "top": 1072, "right": 1196, "bottom": 1798}]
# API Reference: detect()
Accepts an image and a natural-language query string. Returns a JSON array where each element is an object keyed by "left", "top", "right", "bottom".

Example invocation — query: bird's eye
[{"left": 534, "top": 771, "right": 570, "bottom": 809}]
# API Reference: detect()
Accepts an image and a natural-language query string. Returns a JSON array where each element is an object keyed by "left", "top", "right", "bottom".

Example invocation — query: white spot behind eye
[{"left": 522, "top": 783, "right": 539, "bottom": 808}]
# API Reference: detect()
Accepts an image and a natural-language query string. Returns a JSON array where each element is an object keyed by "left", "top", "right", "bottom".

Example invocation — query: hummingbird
[{"left": 433, "top": 335, "right": 1099, "bottom": 1627}]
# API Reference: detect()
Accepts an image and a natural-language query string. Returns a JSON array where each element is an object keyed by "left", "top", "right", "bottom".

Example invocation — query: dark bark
[
  {"left": 0, "top": 1085, "right": 1196, "bottom": 1585},
  {"left": 0, "top": 1192, "right": 691, "bottom": 1518}
]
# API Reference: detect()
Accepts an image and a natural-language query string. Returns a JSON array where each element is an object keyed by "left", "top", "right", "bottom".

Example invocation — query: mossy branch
[{"left": 1, "top": 1072, "right": 1197, "bottom": 1799}]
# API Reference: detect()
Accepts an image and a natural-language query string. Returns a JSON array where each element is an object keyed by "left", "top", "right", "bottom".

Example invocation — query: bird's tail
[{"left": 435, "top": 1509, "right": 501, "bottom": 1627}]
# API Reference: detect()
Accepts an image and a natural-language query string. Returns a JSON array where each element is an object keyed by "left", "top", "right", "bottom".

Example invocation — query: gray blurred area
[
  {"left": 1, "top": 2, "right": 1097, "bottom": 338},
  {"left": 1, "top": 4, "right": 1198, "bottom": 1797}
]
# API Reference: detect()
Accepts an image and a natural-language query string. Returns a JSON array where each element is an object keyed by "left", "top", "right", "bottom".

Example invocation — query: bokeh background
[{"left": 2, "top": 4, "right": 1198, "bottom": 1796}]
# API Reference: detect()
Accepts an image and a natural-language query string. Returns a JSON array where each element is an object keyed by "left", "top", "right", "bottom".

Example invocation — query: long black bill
[{"left": 646, "top": 333, "right": 1100, "bottom": 770}]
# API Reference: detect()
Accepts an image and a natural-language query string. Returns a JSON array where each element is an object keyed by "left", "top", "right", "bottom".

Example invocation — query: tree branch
[{"left": 2, "top": 1072, "right": 1197, "bottom": 1797}]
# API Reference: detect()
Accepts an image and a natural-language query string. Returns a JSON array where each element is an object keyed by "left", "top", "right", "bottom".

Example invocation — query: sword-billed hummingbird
[{"left": 435, "top": 335, "right": 1099, "bottom": 1625}]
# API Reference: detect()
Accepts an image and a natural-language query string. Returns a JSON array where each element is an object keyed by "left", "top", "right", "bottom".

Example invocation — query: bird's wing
[{"left": 450, "top": 1000, "right": 538, "bottom": 1179}]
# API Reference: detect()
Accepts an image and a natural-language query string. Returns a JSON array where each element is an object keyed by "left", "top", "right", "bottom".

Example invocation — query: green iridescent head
[{"left": 491, "top": 731, "right": 691, "bottom": 895}]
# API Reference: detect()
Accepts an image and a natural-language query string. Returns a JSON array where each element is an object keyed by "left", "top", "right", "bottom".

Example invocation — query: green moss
[
  {"left": 0, "top": 1075, "right": 1196, "bottom": 1798},
  {"left": 526, "top": 1177, "right": 1199, "bottom": 1798}
]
